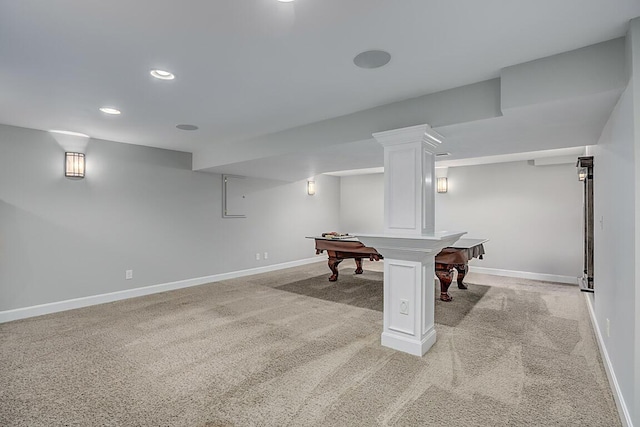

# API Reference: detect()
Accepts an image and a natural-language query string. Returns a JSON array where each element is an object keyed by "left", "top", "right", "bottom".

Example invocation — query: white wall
[
  {"left": 339, "top": 160, "right": 583, "bottom": 281},
  {"left": 0, "top": 124, "right": 340, "bottom": 312}
]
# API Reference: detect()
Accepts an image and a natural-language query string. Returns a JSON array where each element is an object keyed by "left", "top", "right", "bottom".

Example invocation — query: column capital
[{"left": 372, "top": 123, "right": 444, "bottom": 151}]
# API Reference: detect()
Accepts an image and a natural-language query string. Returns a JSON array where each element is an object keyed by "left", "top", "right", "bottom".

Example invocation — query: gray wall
[
  {"left": 339, "top": 160, "right": 583, "bottom": 278},
  {"left": 0, "top": 125, "right": 340, "bottom": 311},
  {"left": 592, "top": 78, "right": 636, "bottom": 427},
  {"left": 591, "top": 19, "right": 640, "bottom": 425},
  {"left": 339, "top": 173, "right": 385, "bottom": 234},
  {"left": 436, "top": 161, "right": 582, "bottom": 277}
]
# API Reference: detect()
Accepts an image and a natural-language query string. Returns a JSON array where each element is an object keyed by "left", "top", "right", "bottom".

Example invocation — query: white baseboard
[
  {"left": 469, "top": 266, "right": 578, "bottom": 285},
  {"left": 0, "top": 257, "right": 324, "bottom": 324},
  {"left": 584, "top": 294, "right": 633, "bottom": 427}
]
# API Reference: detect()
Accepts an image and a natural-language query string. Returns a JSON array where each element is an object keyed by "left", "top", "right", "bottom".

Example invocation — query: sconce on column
[
  {"left": 307, "top": 180, "right": 316, "bottom": 195},
  {"left": 65, "top": 152, "right": 85, "bottom": 178}
]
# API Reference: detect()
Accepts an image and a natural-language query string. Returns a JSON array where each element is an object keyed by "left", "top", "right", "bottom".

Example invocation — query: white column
[
  {"left": 374, "top": 124, "right": 439, "bottom": 235},
  {"left": 357, "top": 124, "right": 465, "bottom": 357}
]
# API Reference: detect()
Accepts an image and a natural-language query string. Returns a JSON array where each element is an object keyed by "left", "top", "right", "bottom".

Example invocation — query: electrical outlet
[
  {"left": 606, "top": 318, "right": 610, "bottom": 337},
  {"left": 255, "top": 253, "right": 261, "bottom": 261},
  {"left": 264, "top": 252, "right": 269, "bottom": 260},
  {"left": 399, "top": 299, "right": 409, "bottom": 315},
  {"left": 125, "top": 269, "right": 133, "bottom": 280}
]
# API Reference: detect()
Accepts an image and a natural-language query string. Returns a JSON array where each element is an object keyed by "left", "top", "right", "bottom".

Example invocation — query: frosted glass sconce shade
[
  {"left": 65, "top": 152, "right": 85, "bottom": 178},
  {"left": 307, "top": 180, "right": 316, "bottom": 195},
  {"left": 577, "top": 167, "right": 587, "bottom": 181},
  {"left": 437, "top": 177, "right": 448, "bottom": 193}
]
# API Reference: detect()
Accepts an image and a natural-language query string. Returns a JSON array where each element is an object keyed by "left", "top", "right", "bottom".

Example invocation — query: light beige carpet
[{"left": 0, "top": 262, "right": 620, "bottom": 426}]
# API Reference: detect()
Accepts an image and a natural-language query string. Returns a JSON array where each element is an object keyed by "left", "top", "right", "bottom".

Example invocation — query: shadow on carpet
[{"left": 274, "top": 271, "right": 490, "bottom": 327}]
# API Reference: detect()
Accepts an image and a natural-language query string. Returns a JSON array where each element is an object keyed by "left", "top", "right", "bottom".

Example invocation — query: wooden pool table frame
[{"left": 310, "top": 237, "right": 486, "bottom": 302}]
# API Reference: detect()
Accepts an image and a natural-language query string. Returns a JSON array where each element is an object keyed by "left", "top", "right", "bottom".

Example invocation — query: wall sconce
[
  {"left": 435, "top": 166, "right": 448, "bottom": 193},
  {"left": 307, "top": 180, "right": 316, "bottom": 195},
  {"left": 65, "top": 152, "right": 85, "bottom": 178},
  {"left": 576, "top": 156, "right": 593, "bottom": 182},
  {"left": 577, "top": 167, "right": 587, "bottom": 181},
  {"left": 437, "top": 177, "right": 448, "bottom": 193}
]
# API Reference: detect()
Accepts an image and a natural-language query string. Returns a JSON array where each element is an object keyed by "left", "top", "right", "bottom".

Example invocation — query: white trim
[
  {"left": 372, "top": 123, "right": 430, "bottom": 147},
  {"left": 0, "top": 257, "right": 324, "bottom": 324},
  {"left": 469, "top": 266, "right": 578, "bottom": 285},
  {"left": 381, "top": 328, "right": 436, "bottom": 357},
  {"left": 584, "top": 294, "right": 633, "bottom": 427}
]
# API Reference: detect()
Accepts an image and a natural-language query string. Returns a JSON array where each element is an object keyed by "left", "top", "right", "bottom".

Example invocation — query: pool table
[
  {"left": 309, "top": 236, "right": 487, "bottom": 302},
  {"left": 434, "top": 238, "right": 487, "bottom": 302},
  {"left": 310, "top": 236, "right": 383, "bottom": 282}
]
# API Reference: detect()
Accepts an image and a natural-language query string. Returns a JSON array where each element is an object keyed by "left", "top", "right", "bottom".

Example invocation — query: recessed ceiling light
[
  {"left": 99, "top": 107, "right": 121, "bottom": 115},
  {"left": 49, "top": 130, "right": 90, "bottom": 138},
  {"left": 277, "top": 0, "right": 294, "bottom": 2},
  {"left": 353, "top": 50, "right": 391, "bottom": 69},
  {"left": 150, "top": 69, "right": 175, "bottom": 80},
  {"left": 176, "top": 124, "right": 198, "bottom": 131}
]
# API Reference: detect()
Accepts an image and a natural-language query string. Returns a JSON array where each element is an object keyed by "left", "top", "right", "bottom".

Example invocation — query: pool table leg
[
  {"left": 435, "top": 267, "right": 453, "bottom": 302},
  {"left": 328, "top": 257, "right": 343, "bottom": 281},
  {"left": 455, "top": 264, "right": 468, "bottom": 289},
  {"left": 354, "top": 258, "right": 364, "bottom": 274}
]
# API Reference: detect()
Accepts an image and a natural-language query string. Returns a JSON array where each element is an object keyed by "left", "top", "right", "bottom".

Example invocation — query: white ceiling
[{"left": 1, "top": 1, "right": 639, "bottom": 178}]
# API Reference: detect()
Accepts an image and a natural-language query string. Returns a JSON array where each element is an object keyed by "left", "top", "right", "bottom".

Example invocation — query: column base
[{"left": 381, "top": 327, "right": 437, "bottom": 357}]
